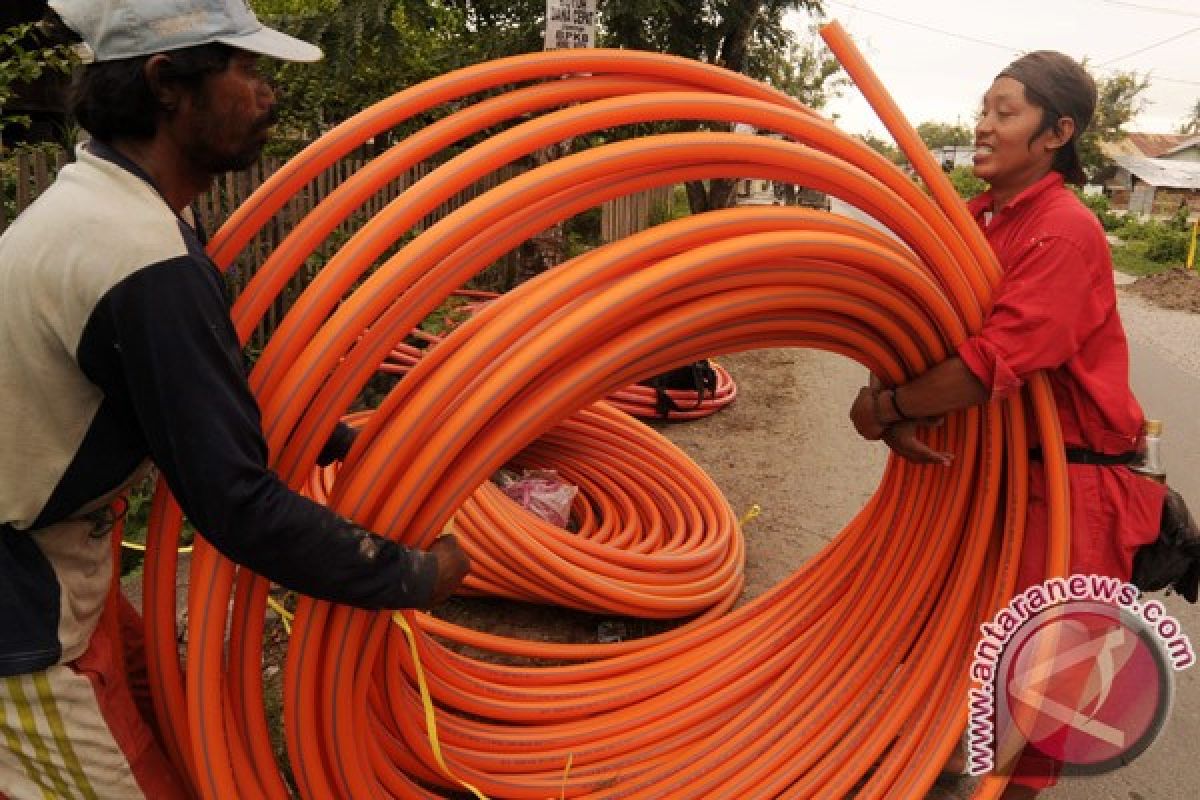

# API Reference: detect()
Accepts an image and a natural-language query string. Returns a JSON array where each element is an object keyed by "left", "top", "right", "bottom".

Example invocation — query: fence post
[{"left": 1188, "top": 217, "right": 1198, "bottom": 272}]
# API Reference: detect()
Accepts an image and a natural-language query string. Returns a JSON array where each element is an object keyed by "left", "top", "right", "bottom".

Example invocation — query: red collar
[{"left": 968, "top": 171, "right": 1066, "bottom": 218}]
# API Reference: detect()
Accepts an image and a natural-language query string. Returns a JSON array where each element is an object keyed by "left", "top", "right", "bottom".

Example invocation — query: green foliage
[
  {"left": 1110, "top": 212, "right": 1189, "bottom": 273},
  {"left": 1071, "top": 188, "right": 1120, "bottom": 231},
  {"left": 251, "top": 0, "right": 839, "bottom": 156},
  {"left": 119, "top": 472, "right": 196, "bottom": 578},
  {"left": 1078, "top": 67, "right": 1150, "bottom": 182},
  {"left": 419, "top": 295, "right": 472, "bottom": 336},
  {"left": 0, "top": 22, "right": 77, "bottom": 146},
  {"left": 743, "top": 24, "right": 845, "bottom": 109},
  {"left": 1144, "top": 224, "right": 1189, "bottom": 264},
  {"left": 916, "top": 121, "right": 973, "bottom": 149},
  {"left": 947, "top": 166, "right": 986, "bottom": 200},
  {"left": 1168, "top": 204, "right": 1192, "bottom": 233},
  {"left": 565, "top": 207, "right": 602, "bottom": 259},
  {"left": 646, "top": 185, "right": 691, "bottom": 227},
  {"left": 1180, "top": 98, "right": 1200, "bottom": 136},
  {"left": 858, "top": 132, "right": 905, "bottom": 166},
  {"left": 1110, "top": 240, "right": 1160, "bottom": 276},
  {"left": 1115, "top": 214, "right": 1153, "bottom": 241}
]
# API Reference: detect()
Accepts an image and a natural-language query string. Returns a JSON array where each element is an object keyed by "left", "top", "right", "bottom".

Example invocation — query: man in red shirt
[{"left": 848, "top": 51, "right": 1165, "bottom": 798}]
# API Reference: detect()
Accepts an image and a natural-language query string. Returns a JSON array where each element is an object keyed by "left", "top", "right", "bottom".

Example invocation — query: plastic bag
[{"left": 495, "top": 469, "right": 578, "bottom": 529}]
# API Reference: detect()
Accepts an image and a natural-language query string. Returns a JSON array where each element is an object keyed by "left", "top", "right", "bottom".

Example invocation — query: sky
[{"left": 790, "top": 0, "right": 1199, "bottom": 138}]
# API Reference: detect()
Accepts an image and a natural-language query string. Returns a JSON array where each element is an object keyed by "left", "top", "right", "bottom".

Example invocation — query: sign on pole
[{"left": 545, "top": 0, "right": 597, "bottom": 50}]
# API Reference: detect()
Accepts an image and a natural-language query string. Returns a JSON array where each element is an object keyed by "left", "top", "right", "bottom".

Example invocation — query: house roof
[
  {"left": 1112, "top": 155, "right": 1200, "bottom": 189},
  {"left": 1163, "top": 136, "right": 1200, "bottom": 157},
  {"left": 1124, "top": 133, "right": 1195, "bottom": 158}
]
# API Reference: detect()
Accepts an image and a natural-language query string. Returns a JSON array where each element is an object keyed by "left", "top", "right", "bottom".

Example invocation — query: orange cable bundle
[
  {"left": 137, "top": 30, "right": 1071, "bottom": 799},
  {"left": 605, "top": 360, "right": 737, "bottom": 422},
  {"left": 305, "top": 402, "right": 746, "bottom": 619},
  {"left": 384, "top": 293, "right": 737, "bottom": 421}
]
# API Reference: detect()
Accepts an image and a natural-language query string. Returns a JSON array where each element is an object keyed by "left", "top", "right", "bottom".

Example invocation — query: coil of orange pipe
[
  {"left": 306, "top": 401, "right": 746, "bottom": 618},
  {"left": 135, "top": 28, "right": 1072, "bottom": 800},
  {"left": 604, "top": 361, "right": 737, "bottom": 422},
  {"left": 384, "top": 295, "right": 737, "bottom": 421}
]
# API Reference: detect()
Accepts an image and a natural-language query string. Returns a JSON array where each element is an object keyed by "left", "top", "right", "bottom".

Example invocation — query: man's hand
[
  {"left": 427, "top": 534, "right": 470, "bottom": 607},
  {"left": 883, "top": 422, "right": 953, "bottom": 466},
  {"left": 850, "top": 386, "right": 888, "bottom": 440}
]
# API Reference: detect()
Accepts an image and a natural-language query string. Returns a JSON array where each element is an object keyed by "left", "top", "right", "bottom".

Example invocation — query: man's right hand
[{"left": 427, "top": 534, "right": 470, "bottom": 607}]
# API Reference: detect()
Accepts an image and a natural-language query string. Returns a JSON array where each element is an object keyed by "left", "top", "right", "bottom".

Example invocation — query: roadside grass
[{"left": 1111, "top": 239, "right": 1177, "bottom": 277}]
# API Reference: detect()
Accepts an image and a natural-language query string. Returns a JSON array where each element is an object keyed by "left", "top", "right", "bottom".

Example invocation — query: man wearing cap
[{"left": 0, "top": 2, "right": 469, "bottom": 797}]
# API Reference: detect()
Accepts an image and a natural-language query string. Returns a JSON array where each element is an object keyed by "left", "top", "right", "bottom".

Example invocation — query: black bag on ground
[
  {"left": 638, "top": 360, "right": 718, "bottom": 419},
  {"left": 1132, "top": 487, "right": 1200, "bottom": 603}
]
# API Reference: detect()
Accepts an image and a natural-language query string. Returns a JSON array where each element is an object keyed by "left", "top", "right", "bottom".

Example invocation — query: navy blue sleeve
[{"left": 78, "top": 254, "right": 436, "bottom": 610}]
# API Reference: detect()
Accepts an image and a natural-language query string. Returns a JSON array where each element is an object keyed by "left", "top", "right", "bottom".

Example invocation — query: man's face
[{"left": 177, "top": 51, "right": 277, "bottom": 174}]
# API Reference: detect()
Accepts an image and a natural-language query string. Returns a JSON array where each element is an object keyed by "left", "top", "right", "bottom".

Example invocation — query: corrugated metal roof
[
  {"left": 1112, "top": 155, "right": 1200, "bottom": 189},
  {"left": 1100, "top": 138, "right": 1144, "bottom": 159},
  {"left": 1126, "top": 132, "right": 1194, "bottom": 158},
  {"left": 1163, "top": 136, "right": 1200, "bottom": 157}
]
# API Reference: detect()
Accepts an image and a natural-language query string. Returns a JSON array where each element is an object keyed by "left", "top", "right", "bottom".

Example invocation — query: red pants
[{"left": 1008, "top": 463, "right": 1164, "bottom": 790}]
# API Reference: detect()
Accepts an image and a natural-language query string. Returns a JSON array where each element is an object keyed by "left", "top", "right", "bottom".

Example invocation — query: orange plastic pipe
[{"left": 130, "top": 40, "right": 1072, "bottom": 800}]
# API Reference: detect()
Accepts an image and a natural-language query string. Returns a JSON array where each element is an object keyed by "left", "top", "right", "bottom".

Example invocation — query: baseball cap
[{"left": 48, "top": 0, "right": 323, "bottom": 64}]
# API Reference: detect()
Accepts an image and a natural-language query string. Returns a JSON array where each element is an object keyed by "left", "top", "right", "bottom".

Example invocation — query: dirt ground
[{"left": 1124, "top": 266, "right": 1200, "bottom": 314}]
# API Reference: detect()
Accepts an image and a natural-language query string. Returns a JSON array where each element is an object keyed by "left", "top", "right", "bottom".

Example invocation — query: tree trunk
[
  {"left": 682, "top": 1, "right": 763, "bottom": 215},
  {"left": 514, "top": 138, "right": 572, "bottom": 285}
]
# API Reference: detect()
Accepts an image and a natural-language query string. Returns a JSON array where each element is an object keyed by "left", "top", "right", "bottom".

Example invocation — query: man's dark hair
[
  {"left": 70, "top": 44, "right": 234, "bottom": 142},
  {"left": 998, "top": 51, "right": 1097, "bottom": 185}
]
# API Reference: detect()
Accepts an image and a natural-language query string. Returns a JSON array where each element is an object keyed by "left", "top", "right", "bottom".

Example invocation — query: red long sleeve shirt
[
  {"left": 957, "top": 171, "right": 1163, "bottom": 587},
  {"left": 959, "top": 172, "right": 1143, "bottom": 454}
]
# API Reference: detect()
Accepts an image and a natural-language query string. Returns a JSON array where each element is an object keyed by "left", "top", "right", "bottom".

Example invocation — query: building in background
[{"left": 1102, "top": 134, "right": 1200, "bottom": 217}]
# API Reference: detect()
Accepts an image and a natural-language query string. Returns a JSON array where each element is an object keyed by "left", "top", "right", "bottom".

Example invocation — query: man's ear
[
  {"left": 143, "top": 54, "right": 181, "bottom": 112},
  {"left": 1046, "top": 116, "right": 1076, "bottom": 153}
]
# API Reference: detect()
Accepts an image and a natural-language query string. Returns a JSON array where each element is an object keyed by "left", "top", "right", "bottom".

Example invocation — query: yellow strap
[
  {"left": 265, "top": 597, "right": 294, "bottom": 636},
  {"left": 392, "top": 612, "right": 490, "bottom": 800},
  {"left": 559, "top": 752, "right": 573, "bottom": 800},
  {"left": 119, "top": 539, "right": 193, "bottom": 554},
  {"left": 739, "top": 503, "right": 762, "bottom": 527}
]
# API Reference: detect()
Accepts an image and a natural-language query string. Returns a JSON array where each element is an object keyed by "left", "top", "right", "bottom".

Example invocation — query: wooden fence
[{"left": 2, "top": 146, "right": 674, "bottom": 346}]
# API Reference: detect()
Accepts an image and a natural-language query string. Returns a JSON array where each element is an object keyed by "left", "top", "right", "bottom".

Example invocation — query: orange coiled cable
[
  {"left": 305, "top": 401, "right": 746, "bottom": 618},
  {"left": 135, "top": 34, "right": 1071, "bottom": 800}
]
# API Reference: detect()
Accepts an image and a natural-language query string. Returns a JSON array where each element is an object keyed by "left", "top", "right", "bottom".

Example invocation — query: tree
[
  {"left": 915, "top": 121, "right": 973, "bottom": 149},
  {"left": 858, "top": 132, "right": 905, "bottom": 166},
  {"left": 1179, "top": 98, "right": 1200, "bottom": 136},
  {"left": 0, "top": 21, "right": 75, "bottom": 149},
  {"left": 253, "top": 1, "right": 838, "bottom": 186},
  {"left": 250, "top": 0, "right": 842, "bottom": 280},
  {"left": 601, "top": 1, "right": 831, "bottom": 212},
  {"left": 947, "top": 165, "right": 985, "bottom": 199},
  {"left": 1078, "top": 67, "right": 1150, "bottom": 182}
]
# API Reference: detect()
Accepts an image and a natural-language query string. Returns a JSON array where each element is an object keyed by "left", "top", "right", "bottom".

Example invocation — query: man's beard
[{"left": 192, "top": 107, "right": 278, "bottom": 174}]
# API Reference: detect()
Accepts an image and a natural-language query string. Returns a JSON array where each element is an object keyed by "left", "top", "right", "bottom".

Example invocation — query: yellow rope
[
  {"left": 392, "top": 611, "right": 490, "bottom": 800},
  {"left": 739, "top": 503, "right": 762, "bottom": 527},
  {"left": 265, "top": 596, "right": 294, "bottom": 636},
  {"left": 120, "top": 539, "right": 193, "bottom": 554}
]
